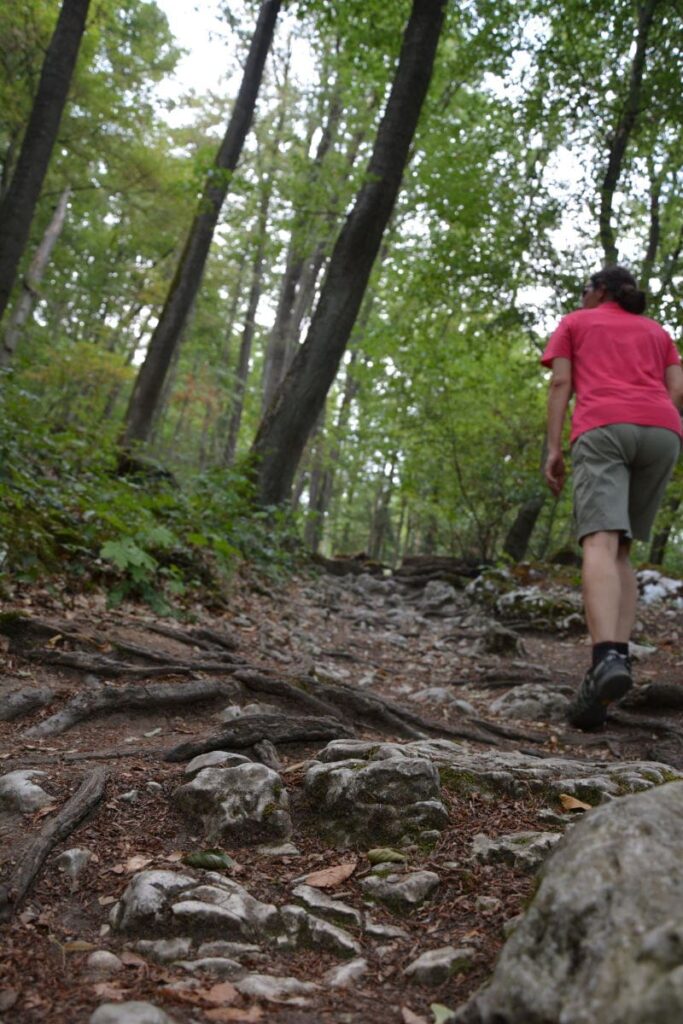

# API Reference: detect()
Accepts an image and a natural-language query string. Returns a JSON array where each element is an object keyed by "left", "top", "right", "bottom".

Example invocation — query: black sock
[{"left": 592, "top": 642, "right": 629, "bottom": 667}]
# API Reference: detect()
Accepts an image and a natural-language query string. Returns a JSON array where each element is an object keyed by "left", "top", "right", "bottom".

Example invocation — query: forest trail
[{"left": 1, "top": 562, "right": 683, "bottom": 1024}]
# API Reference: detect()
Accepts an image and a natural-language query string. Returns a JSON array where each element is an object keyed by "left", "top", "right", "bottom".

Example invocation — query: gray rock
[
  {"left": 184, "top": 751, "right": 251, "bottom": 776},
  {"left": 279, "top": 905, "right": 361, "bottom": 957},
  {"left": 471, "top": 831, "right": 562, "bottom": 872},
  {"left": 90, "top": 1003, "right": 175, "bottom": 1024},
  {"left": 422, "top": 581, "right": 459, "bottom": 613},
  {"left": 134, "top": 938, "right": 192, "bottom": 963},
  {"left": 489, "top": 684, "right": 569, "bottom": 722},
  {"left": 85, "top": 951, "right": 123, "bottom": 978},
  {"left": 324, "top": 957, "right": 369, "bottom": 987},
  {"left": 256, "top": 841, "right": 301, "bottom": 857},
  {"left": 173, "top": 957, "right": 245, "bottom": 980},
  {"left": 454, "top": 781, "right": 683, "bottom": 1024},
  {"left": 173, "top": 762, "right": 291, "bottom": 845},
  {"left": 364, "top": 919, "right": 410, "bottom": 940},
  {"left": 291, "top": 884, "right": 362, "bottom": 928},
  {"left": 404, "top": 945, "right": 475, "bottom": 985},
  {"left": 0, "top": 769, "right": 51, "bottom": 812},
  {"left": 475, "top": 623, "right": 526, "bottom": 656},
  {"left": 360, "top": 870, "right": 440, "bottom": 911},
  {"left": 196, "top": 940, "right": 262, "bottom": 960},
  {"left": 475, "top": 896, "right": 502, "bottom": 913},
  {"left": 55, "top": 847, "right": 93, "bottom": 889},
  {"left": 112, "top": 870, "right": 278, "bottom": 942},
  {"left": 235, "top": 973, "right": 319, "bottom": 1003},
  {"left": 304, "top": 756, "right": 447, "bottom": 847}
]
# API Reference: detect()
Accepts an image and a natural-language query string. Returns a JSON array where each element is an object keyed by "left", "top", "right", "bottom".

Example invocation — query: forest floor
[{"left": 1, "top": 560, "right": 682, "bottom": 1024}]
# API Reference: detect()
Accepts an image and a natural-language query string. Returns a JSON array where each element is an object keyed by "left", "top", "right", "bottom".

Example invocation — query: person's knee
[{"left": 582, "top": 530, "right": 621, "bottom": 557}]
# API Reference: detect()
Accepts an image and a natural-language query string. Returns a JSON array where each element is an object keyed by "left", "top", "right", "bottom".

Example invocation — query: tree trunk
[
  {"left": 649, "top": 494, "right": 682, "bottom": 565},
  {"left": 0, "top": 0, "right": 89, "bottom": 327},
  {"left": 598, "top": 0, "right": 659, "bottom": 264},
  {"left": 1, "top": 185, "right": 71, "bottom": 366},
  {"left": 502, "top": 492, "right": 547, "bottom": 563},
  {"left": 251, "top": 0, "right": 446, "bottom": 505},
  {"left": 223, "top": 184, "right": 271, "bottom": 466},
  {"left": 121, "top": 0, "right": 281, "bottom": 447}
]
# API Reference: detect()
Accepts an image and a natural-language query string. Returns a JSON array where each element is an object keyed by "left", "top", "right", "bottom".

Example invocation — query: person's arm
[
  {"left": 544, "top": 357, "right": 572, "bottom": 496},
  {"left": 665, "top": 364, "right": 683, "bottom": 409}
]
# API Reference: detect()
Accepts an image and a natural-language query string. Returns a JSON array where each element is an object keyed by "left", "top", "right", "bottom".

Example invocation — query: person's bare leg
[
  {"left": 616, "top": 540, "right": 637, "bottom": 643},
  {"left": 581, "top": 530, "right": 622, "bottom": 643}
]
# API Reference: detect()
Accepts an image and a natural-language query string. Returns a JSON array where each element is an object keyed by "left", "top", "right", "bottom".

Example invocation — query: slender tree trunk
[
  {"left": 599, "top": 0, "right": 658, "bottom": 264},
  {"left": 1, "top": 186, "right": 71, "bottom": 366},
  {"left": 121, "top": 0, "right": 281, "bottom": 447},
  {"left": 502, "top": 493, "right": 547, "bottom": 562},
  {"left": 0, "top": 0, "right": 89, "bottom": 326},
  {"left": 251, "top": 0, "right": 446, "bottom": 505},
  {"left": 223, "top": 185, "right": 271, "bottom": 466}
]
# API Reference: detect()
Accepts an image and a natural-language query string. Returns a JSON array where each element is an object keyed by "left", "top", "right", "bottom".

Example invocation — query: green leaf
[
  {"left": 182, "top": 849, "right": 236, "bottom": 871},
  {"left": 430, "top": 1005, "right": 457, "bottom": 1024}
]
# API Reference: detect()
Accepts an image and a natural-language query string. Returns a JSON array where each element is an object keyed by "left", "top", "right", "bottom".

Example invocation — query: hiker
[{"left": 541, "top": 265, "right": 683, "bottom": 729}]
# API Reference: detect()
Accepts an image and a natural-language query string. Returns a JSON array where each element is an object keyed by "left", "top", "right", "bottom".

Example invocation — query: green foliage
[{"left": 0, "top": 378, "right": 300, "bottom": 609}]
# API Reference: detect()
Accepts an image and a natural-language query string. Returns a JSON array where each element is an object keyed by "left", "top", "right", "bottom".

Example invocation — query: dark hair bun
[{"left": 615, "top": 283, "right": 646, "bottom": 315}]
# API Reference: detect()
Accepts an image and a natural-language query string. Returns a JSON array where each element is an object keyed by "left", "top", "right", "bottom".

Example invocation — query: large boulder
[
  {"left": 303, "top": 756, "right": 448, "bottom": 847},
  {"left": 455, "top": 781, "right": 683, "bottom": 1024},
  {"left": 173, "top": 762, "right": 291, "bottom": 845}
]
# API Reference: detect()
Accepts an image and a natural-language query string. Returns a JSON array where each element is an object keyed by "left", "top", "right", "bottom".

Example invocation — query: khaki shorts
[{"left": 571, "top": 424, "right": 681, "bottom": 542}]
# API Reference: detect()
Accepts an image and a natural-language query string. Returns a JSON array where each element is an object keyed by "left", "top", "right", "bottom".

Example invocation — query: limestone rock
[
  {"left": 454, "top": 781, "right": 683, "bottom": 1024},
  {"left": 173, "top": 957, "right": 245, "bottom": 980},
  {"left": 404, "top": 946, "right": 475, "bottom": 985},
  {"left": 364, "top": 919, "right": 409, "bottom": 940},
  {"left": 291, "top": 884, "right": 362, "bottom": 928},
  {"left": 0, "top": 769, "right": 51, "bottom": 812},
  {"left": 90, "top": 1003, "right": 175, "bottom": 1024},
  {"left": 314, "top": 741, "right": 681, "bottom": 806},
  {"left": 134, "top": 938, "right": 192, "bottom": 963},
  {"left": 235, "top": 973, "right": 319, "bottom": 1004},
  {"left": 173, "top": 762, "right": 291, "bottom": 845},
  {"left": 475, "top": 622, "right": 526, "bottom": 656},
  {"left": 471, "top": 831, "right": 562, "bottom": 872},
  {"left": 85, "top": 951, "right": 123, "bottom": 979},
  {"left": 279, "top": 905, "right": 361, "bottom": 957},
  {"left": 111, "top": 870, "right": 279, "bottom": 942},
  {"left": 360, "top": 870, "right": 440, "bottom": 912},
  {"left": 324, "top": 957, "right": 369, "bottom": 987},
  {"left": 489, "top": 684, "right": 569, "bottom": 722},
  {"left": 56, "top": 847, "right": 93, "bottom": 889},
  {"left": 304, "top": 756, "right": 447, "bottom": 846}
]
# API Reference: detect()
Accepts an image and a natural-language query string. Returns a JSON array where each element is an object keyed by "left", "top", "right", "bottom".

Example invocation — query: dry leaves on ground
[{"left": 302, "top": 858, "right": 358, "bottom": 888}]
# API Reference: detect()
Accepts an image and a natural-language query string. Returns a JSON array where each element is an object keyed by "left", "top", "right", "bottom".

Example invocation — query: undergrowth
[{"left": 0, "top": 381, "right": 301, "bottom": 612}]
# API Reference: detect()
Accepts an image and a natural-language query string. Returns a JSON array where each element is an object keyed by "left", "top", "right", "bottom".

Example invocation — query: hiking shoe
[{"left": 566, "top": 652, "right": 633, "bottom": 730}]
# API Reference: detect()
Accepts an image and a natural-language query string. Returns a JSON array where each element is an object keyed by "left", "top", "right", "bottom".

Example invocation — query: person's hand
[{"left": 544, "top": 450, "right": 566, "bottom": 496}]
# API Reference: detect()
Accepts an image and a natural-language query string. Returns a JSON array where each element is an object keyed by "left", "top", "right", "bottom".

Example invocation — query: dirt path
[{"left": 1, "top": 564, "right": 681, "bottom": 1023}]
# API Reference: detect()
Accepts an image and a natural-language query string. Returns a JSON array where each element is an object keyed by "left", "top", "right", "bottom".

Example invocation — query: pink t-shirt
[{"left": 541, "top": 302, "right": 682, "bottom": 443}]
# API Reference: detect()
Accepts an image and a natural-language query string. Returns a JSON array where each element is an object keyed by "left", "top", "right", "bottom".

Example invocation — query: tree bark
[
  {"left": 1, "top": 186, "right": 71, "bottom": 366},
  {"left": 503, "top": 492, "right": 547, "bottom": 562},
  {"left": 0, "top": 0, "right": 89, "bottom": 327},
  {"left": 121, "top": 0, "right": 281, "bottom": 447},
  {"left": 598, "top": 0, "right": 659, "bottom": 265},
  {"left": 251, "top": 0, "right": 446, "bottom": 505}
]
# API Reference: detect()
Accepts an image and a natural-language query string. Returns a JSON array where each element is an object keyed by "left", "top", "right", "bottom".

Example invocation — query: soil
[{"left": 1, "top": 563, "right": 682, "bottom": 1024}]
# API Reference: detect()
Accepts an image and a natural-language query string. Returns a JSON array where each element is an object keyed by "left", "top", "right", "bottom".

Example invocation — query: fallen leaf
[
  {"left": 92, "top": 982, "right": 128, "bottom": 1001},
  {"left": 98, "top": 896, "right": 116, "bottom": 907},
  {"left": 302, "top": 859, "right": 358, "bottom": 888},
  {"left": 183, "top": 849, "right": 236, "bottom": 871},
  {"left": 110, "top": 863, "right": 125, "bottom": 875},
  {"left": 205, "top": 1007, "right": 263, "bottom": 1022},
  {"left": 64, "top": 940, "right": 98, "bottom": 953},
  {"left": 0, "top": 989, "right": 20, "bottom": 1011},
  {"left": 165, "top": 851, "right": 184, "bottom": 862},
  {"left": 125, "top": 855, "right": 153, "bottom": 872},
  {"left": 559, "top": 793, "right": 593, "bottom": 812},
  {"left": 120, "top": 951, "right": 147, "bottom": 967},
  {"left": 204, "top": 982, "right": 239, "bottom": 1006},
  {"left": 402, "top": 1007, "right": 428, "bottom": 1024},
  {"left": 431, "top": 1005, "right": 456, "bottom": 1024},
  {"left": 367, "top": 847, "right": 407, "bottom": 865}
]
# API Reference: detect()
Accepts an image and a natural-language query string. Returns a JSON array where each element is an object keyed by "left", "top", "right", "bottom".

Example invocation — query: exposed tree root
[
  {"left": 0, "top": 768, "right": 107, "bottom": 924},
  {"left": 0, "top": 687, "right": 54, "bottom": 721},
  {"left": 22, "top": 679, "right": 239, "bottom": 739},
  {"left": 163, "top": 713, "right": 356, "bottom": 762},
  {"left": 28, "top": 650, "right": 240, "bottom": 677},
  {"left": 621, "top": 683, "right": 683, "bottom": 711}
]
